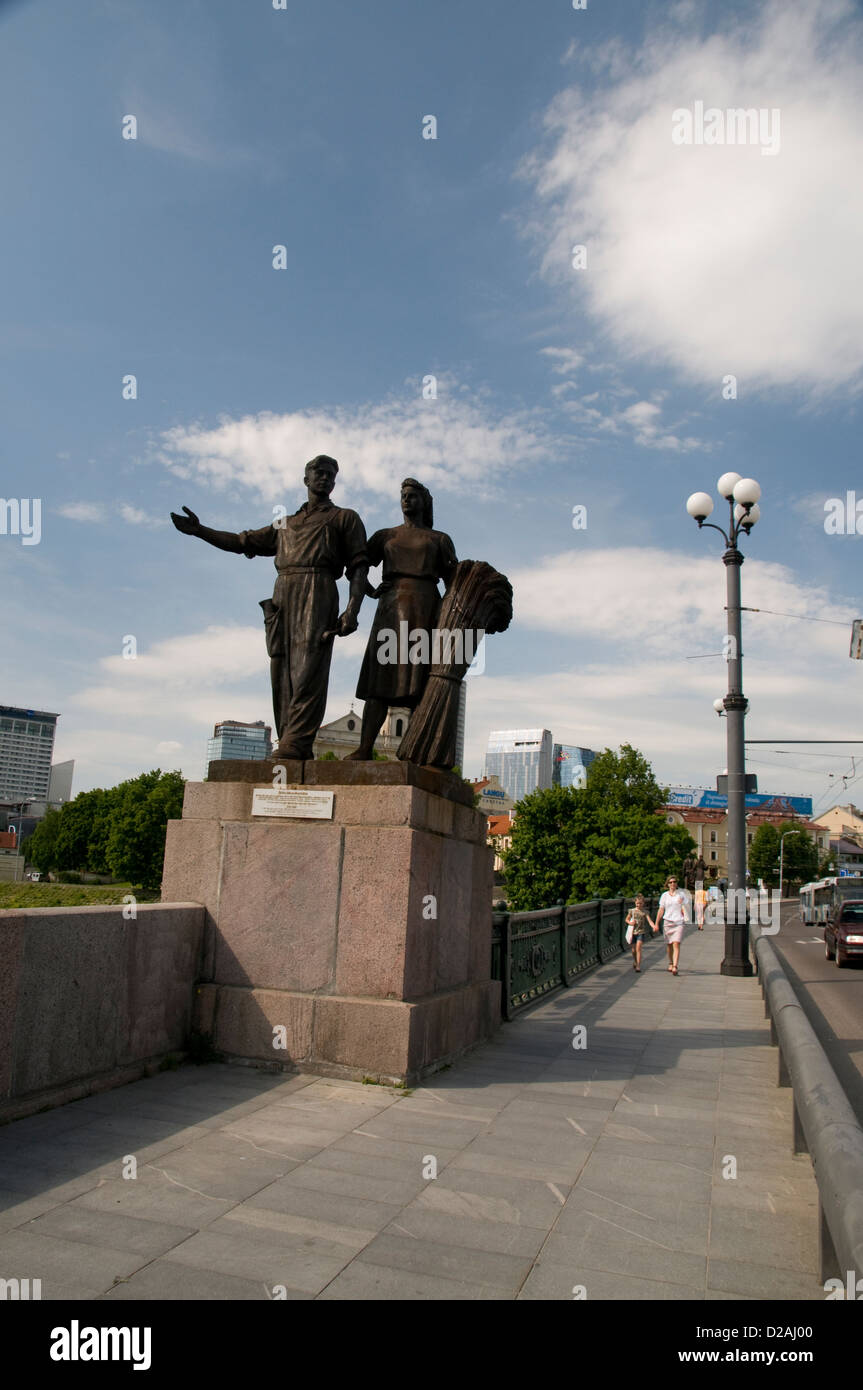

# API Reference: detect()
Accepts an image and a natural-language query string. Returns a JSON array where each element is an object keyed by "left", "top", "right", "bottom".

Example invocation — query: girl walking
[{"left": 626, "top": 894, "right": 657, "bottom": 972}]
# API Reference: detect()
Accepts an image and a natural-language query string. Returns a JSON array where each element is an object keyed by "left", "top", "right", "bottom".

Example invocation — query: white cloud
[
  {"left": 540, "top": 347, "right": 585, "bottom": 375},
  {"left": 156, "top": 382, "right": 559, "bottom": 505},
  {"left": 508, "top": 547, "right": 851, "bottom": 654},
  {"left": 523, "top": 0, "right": 863, "bottom": 394},
  {"left": 57, "top": 501, "right": 168, "bottom": 527},
  {"left": 118, "top": 503, "right": 166, "bottom": 527},
  {"left": 460, "top": 545, "right": 861, "bottom": 798},
  {"left": 57, "top": 502, "right": 107, "bottom": 523}
]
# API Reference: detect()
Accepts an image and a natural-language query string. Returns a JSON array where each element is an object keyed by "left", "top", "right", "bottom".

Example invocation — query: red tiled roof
[{"left": 487, "top": 815, "right": 512, "bottom": 835}]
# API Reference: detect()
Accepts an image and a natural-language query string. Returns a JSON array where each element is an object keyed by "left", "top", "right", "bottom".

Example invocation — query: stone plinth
[{"left": 162, "top": 764, "right": 499, "bottom": 1083}]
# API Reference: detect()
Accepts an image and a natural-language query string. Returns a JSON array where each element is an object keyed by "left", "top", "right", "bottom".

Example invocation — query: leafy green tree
[
  {"left": 581, "top": 744, "right": 668, "bottom": 816},
  {"left": 105, "top": 770, "right": 186, "bottom": 894},
  {"left": 502, "top": 786, "right": 587, "bottom": 909},
  {"left": 503, "top": 745, "right": 695, "bottom": 909},
  {"left": 570, "top": 808, "right": 695, "bottom": 902},
  {"left": 748, "top": 823, "right": 780, "bottom": 887},
  {"left": 776, "top": 822, "right": 819, "bottom": 890},
  {"left": 25, "top": 808, "right": 63, "bottom": 873},
  {"left": 52, "top": 789, "right": 107, "bottom": 872}
]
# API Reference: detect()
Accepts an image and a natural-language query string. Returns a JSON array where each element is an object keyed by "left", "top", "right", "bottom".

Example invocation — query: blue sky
[{"left": 2, "top": 0, "right": 862, "bottom": 817}]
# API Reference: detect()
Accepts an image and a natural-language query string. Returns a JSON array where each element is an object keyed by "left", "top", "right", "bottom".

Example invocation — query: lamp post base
[
  {"left": 720, "top": 958, "right": 754, "bottom": 977},
  {"left": 720, "top": 917, "right": 754, "bottom": 976}
]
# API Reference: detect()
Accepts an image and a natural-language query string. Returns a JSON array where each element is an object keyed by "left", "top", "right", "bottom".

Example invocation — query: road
[{"left": 767, "top": 898, "right": 863, "bottom": 1126}]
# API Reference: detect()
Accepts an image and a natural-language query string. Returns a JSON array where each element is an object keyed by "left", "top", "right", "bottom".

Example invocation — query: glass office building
[
  {"left": 207, "top": 720, "right": 273, "bottom": 763},
  {"left": 0, "top": 705, "right": 58, "bottom": 802},
  {"left": 484, "top": 729, "right": 553, "bottom": 804},
  {"left": 553, "top": 744, "right": 597, "bottom": 790}
]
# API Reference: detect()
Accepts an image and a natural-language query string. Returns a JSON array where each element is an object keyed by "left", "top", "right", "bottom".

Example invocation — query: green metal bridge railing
[{"left": 491, "top": 896, "right": 660, "bottom": 1021}]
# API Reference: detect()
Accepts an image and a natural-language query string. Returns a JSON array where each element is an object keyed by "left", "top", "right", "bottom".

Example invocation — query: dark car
[{"left": 824, "top": 900, "right": 863, "bottom": 967}]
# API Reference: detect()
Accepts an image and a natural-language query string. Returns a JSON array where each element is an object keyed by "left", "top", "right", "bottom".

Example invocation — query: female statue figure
[{"left": 347, "top": 478, "right": 457, "bottom": 760}]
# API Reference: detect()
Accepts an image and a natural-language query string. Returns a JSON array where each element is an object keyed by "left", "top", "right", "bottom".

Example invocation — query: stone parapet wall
[{"left": 0, "top": 903, "right": 204, "bottom": 1123}]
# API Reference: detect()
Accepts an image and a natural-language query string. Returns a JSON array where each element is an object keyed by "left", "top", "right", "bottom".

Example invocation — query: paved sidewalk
[{"left": 0, "top": 926, "right": 822, "bottom": 1300}]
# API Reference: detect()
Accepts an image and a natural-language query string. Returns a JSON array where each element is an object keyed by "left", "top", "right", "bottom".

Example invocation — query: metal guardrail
[
  {"left": 751, "top": 920, "right": 863, "bottom": 1284},
  {"left": 491, "top": 896, "right": 659, "bottom": 1022}
]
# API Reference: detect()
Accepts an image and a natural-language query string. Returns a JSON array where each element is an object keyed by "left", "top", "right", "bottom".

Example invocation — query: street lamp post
[
  {"left": 779, "top": 828, "right": 801, "bottom": 901},
  {"left": 687, "top": 473, "right": 762, "bottom": 977}
]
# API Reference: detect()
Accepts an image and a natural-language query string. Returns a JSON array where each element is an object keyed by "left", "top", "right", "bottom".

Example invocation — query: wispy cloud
[
  {"left": 156, "top": 379, "right": 563, "bottom": 505},
  {"left": 522, "top": 0, "right": 863, "bottom": 395},
  {"left": 57, "top": 501, "right": 166, "bottom": 527}
]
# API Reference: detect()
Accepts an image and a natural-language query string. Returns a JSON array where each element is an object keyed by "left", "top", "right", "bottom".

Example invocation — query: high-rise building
[
  {"left": 484, "top": 729, "right": 552, "bottom": 803},
  {"left": 552, "top": 744, "right": 597, "bottom": 789},
  {"left": 0, "top": 705, "right": 58, "bottom": 802},
  {"left": 207, "top": 720, "right": 273, "bottom": 763},
  {"left": 48, "top": 760, "right": 75, "bottom": 805},
  {"left": 455, "top": 683, "right": 467, "bottom": 773}
]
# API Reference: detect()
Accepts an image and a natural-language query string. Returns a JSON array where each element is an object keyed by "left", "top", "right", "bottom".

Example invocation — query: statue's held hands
[
  {"left": 171, "top": 505, "right": 200, "bottom": 535},
  {"left": 322, "top": 610, "right": 359, "bottom": 642}
]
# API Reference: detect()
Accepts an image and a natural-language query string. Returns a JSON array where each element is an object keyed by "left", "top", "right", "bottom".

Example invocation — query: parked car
[{"left": 824, "top": 899, "right": 863, "bottom": 967}]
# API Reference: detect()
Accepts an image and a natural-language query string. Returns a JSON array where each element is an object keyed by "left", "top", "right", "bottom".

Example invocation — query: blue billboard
[{"left": 667, "top": 787, "right": 813, "bottom": 815}]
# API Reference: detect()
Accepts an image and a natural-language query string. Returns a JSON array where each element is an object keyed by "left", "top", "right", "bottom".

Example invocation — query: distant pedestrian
[
  {"left": 626, "top": 894, "right": 657, "bottom": 972},
  {"left": 656, "top": 875, "right": 688, "bottom": 975},
  {"left": 694, "top": 884, "right": 708, "bottom": 930}
]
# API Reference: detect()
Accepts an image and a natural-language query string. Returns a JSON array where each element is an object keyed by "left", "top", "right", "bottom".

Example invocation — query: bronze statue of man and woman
[{"left": 171, "top": 455, "right": 511, "bottom": 769}]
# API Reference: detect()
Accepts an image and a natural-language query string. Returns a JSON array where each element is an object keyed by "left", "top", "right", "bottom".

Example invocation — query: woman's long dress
[{"left": 355, "top": 524, "right": 457, "bottom": 706}]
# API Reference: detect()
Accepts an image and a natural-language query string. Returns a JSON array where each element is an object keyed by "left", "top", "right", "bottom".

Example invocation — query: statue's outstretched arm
[{"left": 170, "top": 506, "right": 243, "bottom": 554}]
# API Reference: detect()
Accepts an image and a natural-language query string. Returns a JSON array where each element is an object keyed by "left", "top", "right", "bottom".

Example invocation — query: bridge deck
[{"left": 0, "top": 925, "right": 821, "bottom": 1300}]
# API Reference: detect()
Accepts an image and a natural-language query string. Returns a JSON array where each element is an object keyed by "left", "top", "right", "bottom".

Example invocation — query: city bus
[{"left": 800, "top": 876, "right": 863, "bottom": 924}]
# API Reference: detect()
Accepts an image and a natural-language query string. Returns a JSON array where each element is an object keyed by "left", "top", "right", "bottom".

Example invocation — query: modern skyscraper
[
  {"left": 207, "top": 720, "right": 273, "bottom": 763},
  {"left": 552, "top": 744, "right": 597, "bottom": 789},
  {"left": 455, "top": 683, "right": 467, "bottom": 773},
  {"left": 0, "top": 705, "right": 58, "bottom": 802},
  {"left": 484, "top": 729, "right": 553, "bottom": 803}
]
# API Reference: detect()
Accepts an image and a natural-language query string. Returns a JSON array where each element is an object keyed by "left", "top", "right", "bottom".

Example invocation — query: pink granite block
[
  {"left": 193, "top": 982, "right": 218, "bottom": 1037},
  {"left": 215, "top": 823, "right": 343, "bottom": 993},
  {"left": 182, "top": 780, "right": 253, "bottom": 821},
  {"left": 211, "top": 985, "right": 314, "bottom": 1065},
  {"left": 434, "top": 839, "right": 473, "bottom": 992},
  {"left": 0, "top": 912, "right": 26, "bottom": 1100},
  {"left": 160, "top": 819, "right": 223, "bottom": 917},
  {"left": 124, "top": 906, "right": 204, "bottom": 1062},
  {"left": 453, "top": 802, "right": 487, "bottom": 845},
  {"left": 334, "top": 826, "right": 413, "bottom": 998},
  {"left": 468, "top": 842, "right": 495, "bottom": 981},
  {"left": 312, "top": 995, "right": 412, "bottom": 1078},
  {"left": 403, "top": 832, "right": 443, "bottom": 1000},
  {"left": 408, "top": 789, "right": 455, "bottom": 838},
  {"left": 329, "top": 785, "right": 415, "bottom": 830}
]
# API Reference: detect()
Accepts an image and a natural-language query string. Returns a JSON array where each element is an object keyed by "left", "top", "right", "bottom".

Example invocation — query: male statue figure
[{"left": 171, "top": 455, "right": 368, "bottom": 761}]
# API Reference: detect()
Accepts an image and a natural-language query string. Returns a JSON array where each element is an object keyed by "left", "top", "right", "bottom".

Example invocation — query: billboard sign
[{"left": 667, "top": 787, "right": 813, "bottom": 815}]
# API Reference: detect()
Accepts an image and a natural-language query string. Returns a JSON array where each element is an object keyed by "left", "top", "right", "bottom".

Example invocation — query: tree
[
  {"left": 570, "top": 808, "right": 695, "bottom": 902},
  {"left": 25, "top": 807, "right": 62, "bottom": 873},
  {"left": 503, "top": 745, "right": 695, "bottom": 910},
  {"left": 748, "top": 823, "right": 780, "bottom": 888},
  {"left": 105, "top": 770, "right": 186, "bottom": 894},
  {"left": 580, "top": 744, "right": 668, "bottom": 816},
  {"left": 52, "top": 788, "right": 109, "bottom": 872},
  {"left": 776, "top": 821, "right": 819, "bottom": 890},
  {"left": 502, "top": 786, "right": 587, "bottom": 909}
]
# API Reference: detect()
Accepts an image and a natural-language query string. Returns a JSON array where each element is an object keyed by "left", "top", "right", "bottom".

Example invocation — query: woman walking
[
  {"left": 626, "top": 894, "right": 657, "bottom": 972},
  {"left": 655, "top": 875, "right": 688, "bottom": 975}
]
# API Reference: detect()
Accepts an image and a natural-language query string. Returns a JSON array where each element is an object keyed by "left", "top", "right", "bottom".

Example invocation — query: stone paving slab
[{"left": 0, "top": 926, "right": 825, "bottom": 1300}]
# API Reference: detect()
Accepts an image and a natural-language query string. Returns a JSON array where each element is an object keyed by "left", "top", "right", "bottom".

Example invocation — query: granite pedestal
[{"left": 161, "top": 761, "right": 500, "bottom": 1084}]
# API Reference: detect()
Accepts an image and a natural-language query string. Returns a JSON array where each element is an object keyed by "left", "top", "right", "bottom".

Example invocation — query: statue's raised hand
[{"left": 171, "top": 505, "right": 200, "bottom": 536}]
